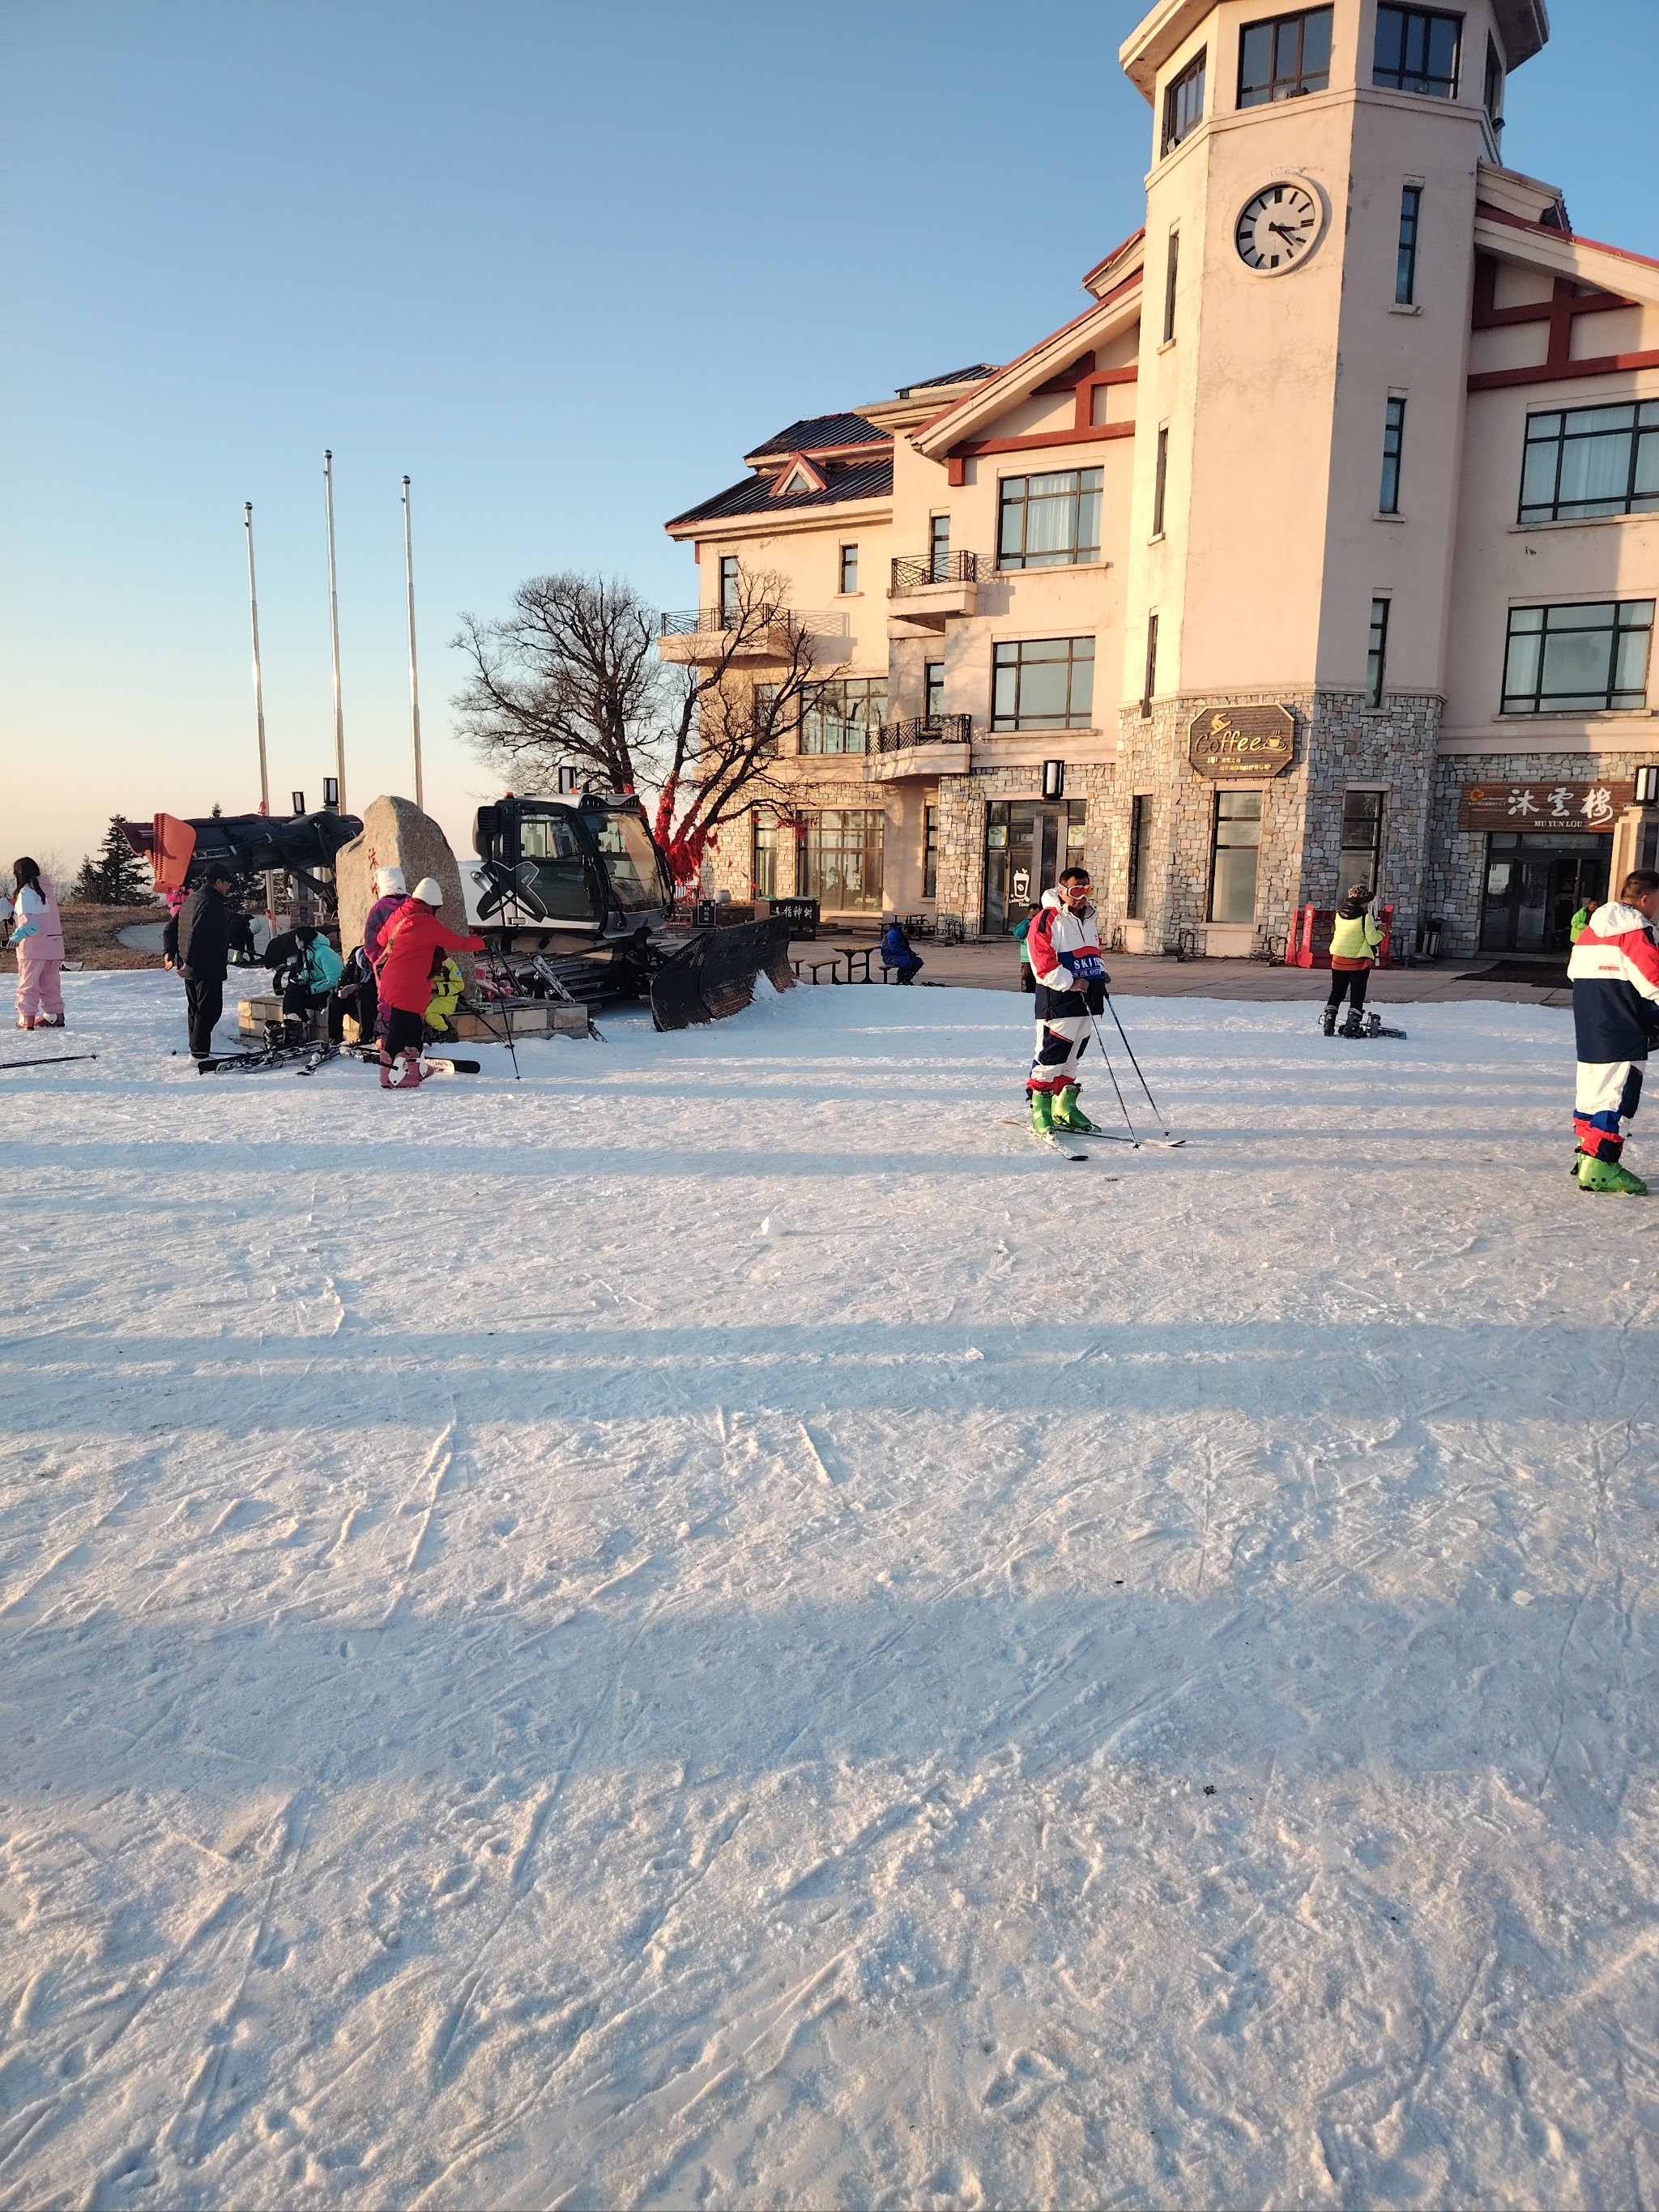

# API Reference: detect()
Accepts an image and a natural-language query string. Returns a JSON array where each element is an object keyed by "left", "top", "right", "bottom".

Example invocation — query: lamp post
[
  {"left": 402, "top": 475, "right": 424, "bottom": 810},
  {"left": 323, "top": 450, "right": 347, "bottom": 814},
  {"left": 244, "top": 503, "right": 282, "bottom": 920}
]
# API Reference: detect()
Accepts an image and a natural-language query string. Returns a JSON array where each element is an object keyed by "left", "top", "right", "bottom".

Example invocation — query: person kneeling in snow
[
  {"left": 373, "top": 877, "right": 484, "bottom": 1089},
  {"left": 1026, "top": 867, "right": 1107, "bottom": 1136},
  {"left": 1567, "top": 867, "right": 1659, "bottom": 1194}
]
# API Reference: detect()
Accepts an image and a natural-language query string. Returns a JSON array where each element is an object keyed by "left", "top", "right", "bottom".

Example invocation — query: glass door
[{"left": 1479, "top": 834, "right": 1607, "bottom": 953}]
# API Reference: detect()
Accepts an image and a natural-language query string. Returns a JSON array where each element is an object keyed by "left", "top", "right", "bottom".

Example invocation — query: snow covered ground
[{"left": 2, "top": 970, "right": 1656, "bottom": 2210}]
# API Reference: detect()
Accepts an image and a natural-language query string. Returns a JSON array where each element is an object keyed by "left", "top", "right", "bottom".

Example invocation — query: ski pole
[
  {"left": 1099, "top": 994, "right": 1173, "bottom": 1136},
  {"left": 1084, "top": 1012, "right": 1141, "bottom": 1148},
  {"left": 0, "top": 1053, "right": 98, "bottom": 1072}
]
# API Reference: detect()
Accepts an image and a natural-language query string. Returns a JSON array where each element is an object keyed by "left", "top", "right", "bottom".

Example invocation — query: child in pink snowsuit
[{"left": 11, "top": 859, "right": 66, "bottom": 1029}]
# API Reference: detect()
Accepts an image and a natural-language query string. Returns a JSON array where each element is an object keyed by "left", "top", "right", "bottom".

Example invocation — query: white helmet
[
  {"left": 376, "top": 865, "right": 407, "bottom": 896},
  {"left": 412, "top": 876, "right": 445, "bottom": 906}
]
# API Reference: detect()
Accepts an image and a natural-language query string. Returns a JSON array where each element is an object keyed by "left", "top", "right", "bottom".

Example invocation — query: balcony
[
  {"left": 657, "top": 607, "right": 847, "bottom": 666},
  {"left": 862, "top": 713, "right": 974, "bottom": 783},
  {"left": 886, "top": 551, "right": 983, "bottom": 633}
]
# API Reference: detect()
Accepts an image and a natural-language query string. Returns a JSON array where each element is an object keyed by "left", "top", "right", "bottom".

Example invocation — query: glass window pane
[
  {"left": 1509, "top": 605, "right": 1544, "bottom": 633},
  {"left": 1634, "top": 433, "right": 1659, "bottom": 500},
  {"left": 1016, "top": 656, "right": 1071, "bottom": 724},
  {"left": 1427, "top": 16, "right": 1458, "bottom": 83},
  {"left": 1520, "top": 439, "right": 1559, "bottom": 510},
  {"left": 1301, "top": 7, "right": 1332, "bottom": 75},
  {"left": 1528, "top": 413, "right": 1562, "bottom": 441},
  {"left": 1503, "top": 629, "right": 1542, "bottom": 701},
  {"left": 1240, "top": 22, "right": 1272, "bottom": 94},
  {"left": 1375, "top": 6, "right": 1404, "bottom": 74},
  {"left": 1559, "top": 433, "right": 1635, "bottom": 509},
  {"left": 1070, "top": 646, "right": 1095, "bottom": 721},
  {"left": 992, "top": 656, "right": 1018, "bottom": 721},
  {"left": 1211, "top": 847, "right": 1260, "bottom": 923},
  {"left": 1540, "top": 627, "right": 1613, "bottom": 699},
  {"left": 1566, "top": 405, "right": 1633, "bottom": 435},
  {"left": 1614, "top": 625, "right": 1652, "bottom": 694},
  {"left": 1076, "top": 484, "right": 1102, "bottom": 555}
]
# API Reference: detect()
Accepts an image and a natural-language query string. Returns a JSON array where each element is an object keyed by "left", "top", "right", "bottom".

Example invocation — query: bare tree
[{"left": 452, "top": 568, "right": 846, "bottom": 890}]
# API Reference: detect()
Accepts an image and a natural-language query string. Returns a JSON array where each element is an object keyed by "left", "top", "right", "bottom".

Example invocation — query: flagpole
[
  {"left": 244, "top": 502, "right": 281, "bottom": 922},
  {"left": 402, "top": 475, "right": 424, "bottom": 810},
  {"left": 323, "top": 449, "right": 347, "bottom": 812}
]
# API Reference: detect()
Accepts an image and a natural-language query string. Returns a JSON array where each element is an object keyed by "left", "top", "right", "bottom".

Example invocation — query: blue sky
[{"left": 2, "top": 0, "right": 1655, "bottom": 877}]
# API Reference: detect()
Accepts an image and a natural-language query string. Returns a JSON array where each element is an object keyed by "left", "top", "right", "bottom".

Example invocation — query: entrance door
[
  {"left": 1478, "top": 833, "right": 1608, "bottom": 954},
  {"left": 983, "top": 802, "right": 1081, "bottom": 933}
]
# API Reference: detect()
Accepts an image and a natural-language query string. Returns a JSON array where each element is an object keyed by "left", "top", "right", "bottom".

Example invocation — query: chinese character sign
[{"left": 1460, "top": 781, "right": 1633, "bottom": 832}]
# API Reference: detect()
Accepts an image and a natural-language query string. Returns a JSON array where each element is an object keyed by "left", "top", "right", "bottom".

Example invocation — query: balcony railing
[
  {"left": 872, "top": 714, "right": 974, "bottom": 755},
  {"left": 659, "top": 606, "right": 845, "bottom": 638},
  {"left": 888, "top": 552, "right": 983, "bottom": 595}
]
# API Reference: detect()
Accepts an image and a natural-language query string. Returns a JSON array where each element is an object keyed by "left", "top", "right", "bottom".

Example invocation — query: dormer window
[
  {"left": 1238, "top": 8, "right": 1333, "bottom": 108},
  {"left": 770, "top": 455, "right": 827, "bottom": 497},
  {"left": 1373, "top": 6, "right": 1462, "bottom": 100},
  {"left": 1162, "top": 49, "right": 1206, "bottom": 155}
]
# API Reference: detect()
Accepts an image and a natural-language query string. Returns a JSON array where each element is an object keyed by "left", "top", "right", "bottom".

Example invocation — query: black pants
[
  {"left": 331, "top": 977, "right": 377, "bottom": 1043},
  {"left": 380, "top": 1007, "right": 424, "bottom": 1055},
  {"left": 282, "top": 982, "right": 331, "bottom": 1026},
  {"left": 1326, "top": 967, "right": 1370, "bottom": 1014},
  {"left": 186, "top": 978, "right": 223, "bottom": 1059}
]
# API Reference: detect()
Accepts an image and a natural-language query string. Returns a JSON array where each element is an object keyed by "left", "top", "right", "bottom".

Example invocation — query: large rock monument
[{"left": 335, "top": 795, "right": 473, "bottom": 982}]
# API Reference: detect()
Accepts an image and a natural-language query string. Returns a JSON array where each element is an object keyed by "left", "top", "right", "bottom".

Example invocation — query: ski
[
  {"left": 196, "top": 1044, "right": 316, "bottom": 1073},
  {"left": 420, "top": 1057, "right": 481, "bottom": 1075},
  {"left": 999, "top": 1119, "right": 1186, "bottom": 1149},
  {"left": 1030, "top": 1128, "right": 1089, "bottom": 1161}
]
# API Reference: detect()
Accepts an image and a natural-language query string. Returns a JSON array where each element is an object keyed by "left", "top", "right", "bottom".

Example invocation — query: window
[
  {"left": 799, "top": 809, "right": 885, "bottom": 911},
  {"left": 517, "top": 810, "right": 596, "bottom": 923},
  {"left": 753, "top": 681, "right": 783, "bottom": 756},
  {"left": 1162, "top": 49, "right": 1206, "bottom": 154},
  {"left": 923, "top": 804, "right": 940, "bottom": 899},
  {"left": 801, "top": 676, "right": 885, "bottom": 753},
  {"left": 1162, "top": 231, "right": 1179, "bottom": 343},
  {"left": 1520, "top": 401, "right": 1659, "bottom": 525},
  {"left": 591, "top": 811, "right": 665, "bottom": 912},
  {"left": 992, "top": 637, "right": 1095, "bottom": 731},
  {"left": 1239, "top": 8, "right": 1333, "bottom": 105},
  {"left": 1209, "top": 791, "right": 1262, "bottom": 923},
  {"left": 1153, "top": 426, "right": 1170, "bottom": 537},
  {"left": 924, "top": 661, "right": 945, "bottom": 722},
  {"left": 997, "top": 468, "right": 1102, "bottom": 569},
  {"left": 1339, "top": 791, "right": 1386, "bottom": 891},
  {"left": 1374, "top": 6, "right": 1461, "bottom": 100},
  {"left": 1141, "top": 613, "right": 1159, "bottom": 718},
  {"left": 928, "top": 514, "right": 951, "bottom": 582},
  {"left": 719, "top": 555, "right": 740, "bottom": 620},
  {"left": 1128, "top": 795, "right": 1155, "bottom": 918},
  {"left": 752, "top": 814, "right": 778, "bottom": 898},
  {"left": 838, "top": 543, "right": 859, "bottom": 594},
  {"left": 1502, "top": 601, "right": 1656, "bottom": 716},
  {"left": 1380, "top": 397, "right": 1406, "bottom": 514},
  {"left": 1396, "top": 185, "right": 1422, "bottom": 305},
  {"left": 1367, "top": 598, "right": 1391, "bottom": 706},
  {"left": 1483, "top": 34, "right": 1503, "bottom": 126}
]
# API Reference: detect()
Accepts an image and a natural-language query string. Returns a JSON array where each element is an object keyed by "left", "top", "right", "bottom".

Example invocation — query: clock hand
[{"left": 1268, "top": 221, "right": 1302, "bottom": 244}]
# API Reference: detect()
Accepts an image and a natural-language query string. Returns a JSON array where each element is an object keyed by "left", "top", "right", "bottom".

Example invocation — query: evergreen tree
[{"left": 73, "top": 818, "right": 151, "bottom": 906}]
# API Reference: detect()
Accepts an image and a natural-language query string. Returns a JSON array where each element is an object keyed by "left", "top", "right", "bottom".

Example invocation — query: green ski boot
[
  {"left": 1578, "top": 1153, "right": 1648, "bottom": 1195},
  {"left": 1053, "top": 1084, "right": 1100, "bottom": 1134},
  {"left": 1029, "top": 1089, "right": 1055, "bottom": 1136}
]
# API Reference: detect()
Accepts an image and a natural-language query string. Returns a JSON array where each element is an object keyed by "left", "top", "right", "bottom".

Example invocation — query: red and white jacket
[
  {"left": 1567, "top": 901, "right": 1659, "bottom": 1063},
  {"left": 1028, "top": 889, "right": 1105, "bottom": 1009}
]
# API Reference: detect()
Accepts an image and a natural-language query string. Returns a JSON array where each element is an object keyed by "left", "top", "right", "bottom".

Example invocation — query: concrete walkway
[{"left": 791, "top": 934, "right": 1573, "bottom": 1008}]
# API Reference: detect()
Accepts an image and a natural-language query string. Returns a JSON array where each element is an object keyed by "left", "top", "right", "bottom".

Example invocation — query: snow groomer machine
[{"left": 467, "top": 789, "right": 795, "bottom": 1029}]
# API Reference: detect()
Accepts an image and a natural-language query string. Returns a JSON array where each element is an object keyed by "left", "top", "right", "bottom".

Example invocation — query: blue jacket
[{"left": 1568, "top": 902, "right": 1659, "bottom": 1063}]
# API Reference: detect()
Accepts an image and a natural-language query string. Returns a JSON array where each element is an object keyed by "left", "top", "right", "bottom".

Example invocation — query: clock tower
[{"left": 1115, "top": 0, "right": 1549, "bottom": 954}]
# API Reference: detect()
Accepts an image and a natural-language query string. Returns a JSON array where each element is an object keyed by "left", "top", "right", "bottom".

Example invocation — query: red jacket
[{"left": 375, "top": 904, "right": 484, "bottom": 1014}]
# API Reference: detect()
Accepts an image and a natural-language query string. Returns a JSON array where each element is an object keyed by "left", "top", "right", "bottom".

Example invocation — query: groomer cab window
[
  {"left": 590, "top": 809, "right": 668, "bottom": 911},
  {"left": 518, "top": 811, "right": 599, "bottom": 923}
]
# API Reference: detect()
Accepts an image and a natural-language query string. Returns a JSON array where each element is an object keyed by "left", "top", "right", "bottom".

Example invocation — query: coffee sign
[
  {"left": 1188, "top": 705, "right": 1296, "bottom": 780},
  {"left": 1458, "top": 781, "right": 1632, "bottom": 832}
]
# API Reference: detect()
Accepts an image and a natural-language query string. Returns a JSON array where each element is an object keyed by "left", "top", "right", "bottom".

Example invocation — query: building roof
[
  {"left": 896, "top": 364, "right": 1000, "bottom": 396},
  {"left": 744, "top": 414, "right": 888, "bottom": 461},
  {"left": 1118, "top": 0, "right": 1546, "bottom": 96},
  {"left": 666, "top": 455, "right": 894, "bottom": 533}
]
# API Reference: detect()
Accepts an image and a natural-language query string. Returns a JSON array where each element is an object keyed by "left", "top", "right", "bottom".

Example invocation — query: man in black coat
[{"left": 169, "top": 865, "right": 238, "bottom": 1059}]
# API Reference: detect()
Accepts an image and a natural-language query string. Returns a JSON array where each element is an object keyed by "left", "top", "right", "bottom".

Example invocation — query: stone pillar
[{"left": 335, "top": 794, "right": 473, "bottom": 982}]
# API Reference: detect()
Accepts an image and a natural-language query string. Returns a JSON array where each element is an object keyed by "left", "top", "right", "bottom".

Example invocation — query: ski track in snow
[{"left": 2, "top": 970, "right": 1657, "bottom": 2209}]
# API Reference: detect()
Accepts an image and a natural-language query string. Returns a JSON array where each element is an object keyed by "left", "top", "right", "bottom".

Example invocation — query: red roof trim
[
  {"left": 1081, "top": 225, "right": 1147, "bottom": 290},
  {"left": 915, "top": 283, "right": 1142, "bottom": 446}
]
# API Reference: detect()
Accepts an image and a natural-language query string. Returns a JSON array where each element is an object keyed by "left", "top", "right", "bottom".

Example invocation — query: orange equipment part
[{"left": 150, "top": 813, "right": 198, "bottom": 893}]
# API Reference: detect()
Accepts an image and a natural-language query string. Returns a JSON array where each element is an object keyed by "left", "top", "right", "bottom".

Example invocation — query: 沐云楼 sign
[{"left": 1458, "top": 781, "right": 1633, "bottom": 832}]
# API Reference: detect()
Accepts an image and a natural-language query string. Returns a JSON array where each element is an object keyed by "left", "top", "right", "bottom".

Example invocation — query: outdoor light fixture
[
  {"left": 322, "top": 777, "right": 339, "bottom": 809},
  {"left": 291, "top": 790, "right": 306, "bottom": 815},
  {"left": 1043, "top": 759, "right": 1066, "bottom": 800},
  {"left": 1636, "top": 765, "right": 1659, "bottom": 805}
]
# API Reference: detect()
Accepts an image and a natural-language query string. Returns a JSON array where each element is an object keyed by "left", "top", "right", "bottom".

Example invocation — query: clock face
[{"left": 1235, "top": 181, "right": 1322, "bottom": 274}]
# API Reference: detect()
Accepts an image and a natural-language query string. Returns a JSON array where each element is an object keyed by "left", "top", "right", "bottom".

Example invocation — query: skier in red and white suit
[{"left": 1026, "top": 867, "right": 1107, "bottom": 1136}]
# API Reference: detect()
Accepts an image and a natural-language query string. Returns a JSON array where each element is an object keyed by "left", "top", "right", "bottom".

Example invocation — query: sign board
[
  {"left": 767, "top": 896, "right": 820, "bottom": 938},
  {"left": 1458, "top": 780, "right": 1633, "bottom": 832},
  {"left": 1012, "top": 867, "right": 1031, "bottom": 901},
  {"left": 1188, "top": 705, "right": 1296, "bottom": 780}
]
